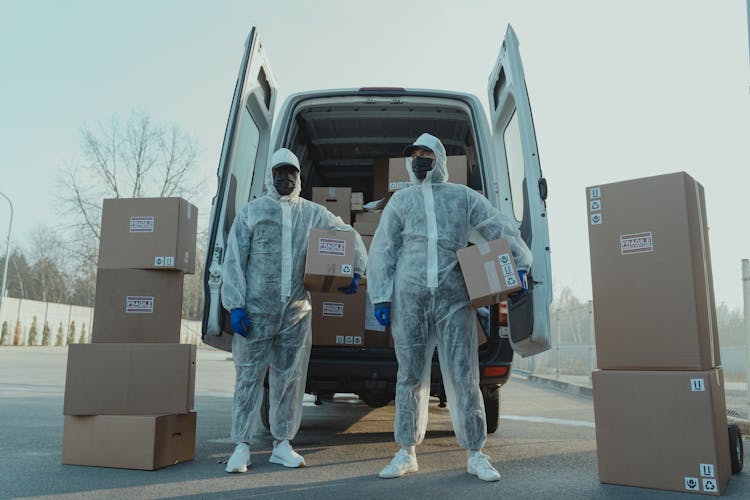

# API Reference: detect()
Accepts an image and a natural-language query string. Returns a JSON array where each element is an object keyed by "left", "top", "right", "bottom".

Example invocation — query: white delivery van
[{"left": 202, "top": 25, "right": 552, "bottom": 433}]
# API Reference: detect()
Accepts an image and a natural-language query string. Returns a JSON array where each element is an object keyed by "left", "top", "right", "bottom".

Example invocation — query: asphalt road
[{"left": 0, "top": 347, "right": 747, "bottom": 499}]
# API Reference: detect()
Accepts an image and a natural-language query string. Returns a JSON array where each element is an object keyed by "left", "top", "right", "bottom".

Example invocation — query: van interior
[{"left": 280, "top": 96, "right": 485, "bottom": 203}]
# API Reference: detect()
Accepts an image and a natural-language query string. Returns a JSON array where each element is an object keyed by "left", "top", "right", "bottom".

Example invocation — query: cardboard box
[
  {"left": 387, "top": 155, "right": 469, "bottom": 192},
  {"left": 91, "top": 269, "right": 184, "bottom": 343},
  {"left": 355, "top": 211, "right": 382, "bottom": 223},
  {"left": 593, "top": 369, "right": 730, "bottom": 495},
  {"left": 62, "top": 412, "right": 196, "bottom": 470},
  {"left": 98, "top": 197, "right": 198, "bottom": 273},
  {"left": 64, "top": 344, "right": 196, "bottom": 415},
  {"left": 312, "top": 187, "right": 352, "bottom": 224},
  {"left": 354, "top": 221, "right": 379, "bottom": 236},
  {"left": 361, "top": 235, "right": 373, "bottom": 252},
  {"left": 586, "top": 172, "right": 720, "bottom": 370},
  {"left": 457, "top": 239, "right": 522, "bottom": 307},
  {"left": 351, "top": 192, "right": 364, "bottom": 212},
  {"left": 310, "top": 289, "right": 365, "bottom": 347},
  {"left": 304, "top": 229, "right": 357, "bottom": 292},
  {"left": 373, "top": 159, "right": 389, "bottom": 201}
]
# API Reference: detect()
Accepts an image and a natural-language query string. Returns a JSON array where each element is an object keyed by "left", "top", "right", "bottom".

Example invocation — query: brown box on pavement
[
  {"left": 593, "top": 369, "right": 730, "bottom": 495},
  {"left": 64, "top": 343, "right": 196, "bottom": 415},
  {"left": 62, "top": 412, "right": 196, "bottom": 470},
  {"left": 457, "top": 239, "right": 522, "bottom": 307},
  {"left": 92, "top": 269, "right": 184, "bottom": 343},
  {"left": 304, "top": 229, "right": 357, "bottom": 292},
  {"left": 586, "top": 172, "right": 720, "bottom": 370},
  {"left": 310, "top": 289, "right": 365, "bottom": 347},
  {"left": 98, "top": 197, "right": 198, "bottom": 273},
  {"left": 312, "top": 187, "right": 352, "bottom": 224}
]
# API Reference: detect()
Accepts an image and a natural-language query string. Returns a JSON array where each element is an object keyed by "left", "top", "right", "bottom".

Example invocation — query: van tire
[
  {"left": 261, "top": 386, "right": 270, "bottom": 431},
  {"left": 359, "top": 392, "right": 393, "bottom": 408},
  {"left": 729, "top": 423, "right": 743, "bottom": 474},
  {"left": 483, "top": 385, "right": 500, "bottom": 434}
]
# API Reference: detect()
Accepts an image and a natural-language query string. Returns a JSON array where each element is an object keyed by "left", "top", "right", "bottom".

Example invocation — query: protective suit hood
[
  {"left": 405, "top": 133, "right": 449, "bottom": 185},
  {"left": 266, "top": 148, "right": 302, "bottom": 200}
]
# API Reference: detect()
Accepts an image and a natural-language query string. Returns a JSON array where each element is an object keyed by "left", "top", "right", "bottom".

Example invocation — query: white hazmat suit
[
  {"left": 221, "top": 148, "right": 367, "bottom": 456},
  {"left": 367, "top": 134, "right": 532, "bottom": 460}
]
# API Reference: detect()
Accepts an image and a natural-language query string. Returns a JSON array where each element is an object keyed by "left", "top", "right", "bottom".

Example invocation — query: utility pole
[{"left": 0, "top": 191, "right": 13, "bottom": 327}]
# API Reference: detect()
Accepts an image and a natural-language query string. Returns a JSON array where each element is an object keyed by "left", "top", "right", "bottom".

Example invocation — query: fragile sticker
[
  {"left": 690, "top": 378, "right": 706, "bottom": 392},
  {"left": 590, "top": 213, "right": 602, "bottom": 225},
  {"left": 341, "top": 264, "right": 353, "bottom": 275},
  {"left": 322, "top": 302, "right": 344, "bottom": 318},
  {"left": 589, "top": 187, "right": 601, "bottom": 199},
  {"left": 165, "top": 256, "right": 174, "bottom": 266},
  {"left": 353, "top": 336, "right": 362, "bottom": 345},
  {"left": 684, "top": 477, "right": 699, "bottom": 491},
  {"left": 620, "top": 232, "right": 653, "bottom": 255},
  {"left": 154, "top": 256, "right": 165, "bottom": 267},
  {"left": 130, "top": 216, "right": 154, "bottom": 233},
  {"left": 335, "top": 335, "right": 344, "bottom": 344},
  {"left": 125, "top": 296, "right": 154, "bottom": 314},
  {"left": 319, "top": 238, "right": 346, "bottom": 256}
]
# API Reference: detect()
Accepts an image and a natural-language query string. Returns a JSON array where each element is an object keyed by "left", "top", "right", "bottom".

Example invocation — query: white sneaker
[
  {"left": 378, "top": 449, "right": 419, "bottom": 479},
  {"left": 270, "top": 440, "right": 306, "bottom": 468},
  {"left": 467, "top": 452, "right": 501, "bottom": 482},
  {"left": 225, "top": 443, "right": 251, "bottom": 473}
]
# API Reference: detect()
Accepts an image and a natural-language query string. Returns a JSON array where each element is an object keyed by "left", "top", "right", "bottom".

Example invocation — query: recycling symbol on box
[{"left": 341, "top": 264, "right": 353, "bottom": 275}]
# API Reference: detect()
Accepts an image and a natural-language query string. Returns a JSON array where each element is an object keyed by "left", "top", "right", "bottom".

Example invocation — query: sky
[{"left": 1, "top": 0, "right": 749, "bottom": 307}]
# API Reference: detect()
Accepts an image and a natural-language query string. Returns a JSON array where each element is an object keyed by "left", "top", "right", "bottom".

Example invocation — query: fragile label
[
  {"left": 589, "top": 187, "right": 601, "bottom": 199},
  {"left": 590, "top": 213, "right": 602, "bottom": 225},
  {"left": 690, "top": 378, "right": 706, "bottom": 391},
  {"left": 130, "top": 216, "right": 154, "bottom": 233},
  {"left": 322, "top": 302, "right": 344, "bottom": 317},
  {"left": 154, "top": 256, "right": 175, "bottom": 267},
  {"left": 497, "top": 254, "right": 514, "bottom": 278},
  {"left": 620, "top": 232, "right": 653, "bottom": 255},
  {"left": 125, "top": 296, "right": 154, "bottom": 314},
  {"left": 335, "top": 335, "right": 344, "bottom": 344},
  {"left": 319, "top": 238, "right": 346, "bottom": 256}
]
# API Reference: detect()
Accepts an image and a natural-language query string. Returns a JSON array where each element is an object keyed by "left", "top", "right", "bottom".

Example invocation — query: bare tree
[
  {"left": 58, "top": 112, "right": 205, "bottom": 304},
  {"left": 60, "top": 111, "right": 203, "bottom": 245},
  {"left": 27, "top": 225, "right": 70, "bottom": 303}
]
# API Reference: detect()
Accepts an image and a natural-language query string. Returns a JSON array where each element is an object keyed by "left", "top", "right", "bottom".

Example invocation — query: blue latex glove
[
  {"left": 374, "top": 302, "right": 391, "bottom": 327},
  {"left": 230, "top": 308, "right": 252, "bottom": 337},
  {"left": 338, "top": 273, "right": 361, "bottom": 295},
  {"left": 510, "top": 270, "right": 529, "bottom": 300}
]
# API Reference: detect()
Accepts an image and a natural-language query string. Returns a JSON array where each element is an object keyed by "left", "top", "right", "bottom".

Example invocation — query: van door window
[
  {"left": 232, "top": 108, "right": 261, "bottom": 212},
  {"left": 503, "top": 110, "right": 525, "bottom": 221}
]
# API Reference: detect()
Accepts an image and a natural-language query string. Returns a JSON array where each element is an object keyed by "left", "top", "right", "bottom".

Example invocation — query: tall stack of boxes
[
  {"left": 62, "top": 197, "right": 199, "bottom": 470},
  {"left": 587, "top": 172, "right": 731, "bottom": 495}
]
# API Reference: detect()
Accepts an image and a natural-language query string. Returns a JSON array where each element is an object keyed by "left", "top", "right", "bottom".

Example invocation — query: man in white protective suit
[
  {"left": 221, "top": 148, "right": 367, "bottom": 473},
  {"left": 367, "top": 133, "right": 532, "bottom": 482}
]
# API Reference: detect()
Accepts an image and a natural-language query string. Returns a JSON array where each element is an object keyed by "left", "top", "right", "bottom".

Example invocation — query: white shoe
[
  {"left": 378, "top": 449, "right": 418, "bottom": 479},
  {"left": 270, "top": 440, "right": 306, "bottom": 468},
  {"left": 467, "top": 452, "right": 500, "bottom": 482},
  {"left": 225, "top": 443, "right": 251, "bottom": 473}
]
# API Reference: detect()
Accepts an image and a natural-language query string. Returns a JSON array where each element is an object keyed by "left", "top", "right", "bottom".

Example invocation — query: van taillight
[{"left": 483, "top": 366, "right": 508, "bottom": 377}]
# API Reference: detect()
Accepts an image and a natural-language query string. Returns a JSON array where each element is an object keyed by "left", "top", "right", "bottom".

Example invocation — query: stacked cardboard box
[
  {"left": 587, "top": 172, "right": 730, "bottom": 495},
  {"left": 62, "top": 197, "right": 198, "bottom": 470}
]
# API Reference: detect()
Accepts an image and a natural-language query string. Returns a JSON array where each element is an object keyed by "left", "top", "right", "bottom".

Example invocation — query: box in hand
[{"left": 457, "top": 239, "right": 522, "bottom": 307}]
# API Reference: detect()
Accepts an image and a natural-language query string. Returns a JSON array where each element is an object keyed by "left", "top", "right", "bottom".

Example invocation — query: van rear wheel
[
  {"left": 483, "top": 385, "right": 500, "bottom": 434},
  {"left": 729, "top": 423, "right": 744, "bottom": 474}
]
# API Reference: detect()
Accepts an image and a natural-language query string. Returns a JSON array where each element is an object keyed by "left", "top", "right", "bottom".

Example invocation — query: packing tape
[
  {"left": 322, "top": 274, "right": 335, "bottom": 292},
  {"left": 328, "top": 187, "right": 336, "bottom": 199},
  {"left": 484, "top": 260, "right": 502, "bottom": 292},
  {"left": 477, "top": 242, "right": 491, "bottom": 255}
]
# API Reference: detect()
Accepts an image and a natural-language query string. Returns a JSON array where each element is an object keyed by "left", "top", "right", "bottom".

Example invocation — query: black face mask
[
  {"left": 272, "top": 170, "right": 297, "bottom": 196},
  {"left": 412, "top": 156, "right": 434, "bottom": 180}
]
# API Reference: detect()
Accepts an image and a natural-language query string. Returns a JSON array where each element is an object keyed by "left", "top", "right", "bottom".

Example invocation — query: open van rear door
[
  {"left": 488, "top": 25, "right": 552, "bottom": 357},
  {"left": 202, "top": 27, "right": 277, "bottom": 351}
]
